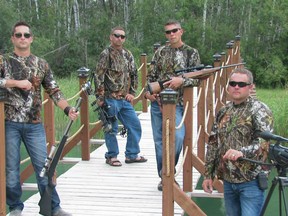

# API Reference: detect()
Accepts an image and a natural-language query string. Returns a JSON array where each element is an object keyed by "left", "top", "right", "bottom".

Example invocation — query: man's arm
[
  {"left": 94, "top": 50, "right": 109, "bottom": 106},
  {"left": 4, "top": 79, "right": 32, "bottom": 90}
]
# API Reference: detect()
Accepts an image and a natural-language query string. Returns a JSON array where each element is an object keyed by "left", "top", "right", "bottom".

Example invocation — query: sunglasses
[
  {"left": 14, "top": 32, "right": 32, "bottom": 39},
  {"left": 229, "top": 81, "right": 251, "bottom": 88},
  {"left": 113, "top": 34, "right": 126, "bottom": 39},
  {"left": 165, "top": 28, "right": 180, "bottom": 35}
]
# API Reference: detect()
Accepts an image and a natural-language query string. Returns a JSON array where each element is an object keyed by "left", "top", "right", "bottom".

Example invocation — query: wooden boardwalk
[{"left": 17, "top": 110, "right": 201, "bottom": 216}]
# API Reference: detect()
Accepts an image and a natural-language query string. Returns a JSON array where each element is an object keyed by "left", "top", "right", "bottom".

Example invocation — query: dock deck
[{"left": 18, "top": 111, "right": 201, "bottom": 216}]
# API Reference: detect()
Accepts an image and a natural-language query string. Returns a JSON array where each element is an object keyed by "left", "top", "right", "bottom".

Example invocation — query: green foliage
[
  {"left": 253, "top": 56, "right": 287, "bottom": 88},
  {"left": 0, "top": 0, "right": 17, "bottom": 53},
  {"left": 1, "top": 0, "right": 288, "bottom": 87},
  {"left": 257, "top": 88, "right": 288, "bottom": 138}
]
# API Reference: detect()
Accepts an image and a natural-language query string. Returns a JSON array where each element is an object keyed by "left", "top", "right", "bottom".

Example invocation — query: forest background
[{"left": 0, "top": 0, "right": 287, "bottom": 89}]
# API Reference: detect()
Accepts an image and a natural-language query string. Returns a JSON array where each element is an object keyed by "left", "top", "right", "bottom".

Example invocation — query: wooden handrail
[
  {"left": 1, "top": 37, "right": 248, "bottom": 215},
  {"left": 0, "top": 101, "right": 6, "bottom": 216}
]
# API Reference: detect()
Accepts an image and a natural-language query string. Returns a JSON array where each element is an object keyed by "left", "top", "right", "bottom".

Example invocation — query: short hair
[
  {"left": 164, "top": 20, "right": 182, "bottom": 28},
  {"left": 11, "top": 21, "right": 32, "bottom": 36},
  {"left": 110, "top": 26, "right": 125, "bottom": 35},
  {"left": 230, "top": 68, "right": 254, "bottom": 84}
]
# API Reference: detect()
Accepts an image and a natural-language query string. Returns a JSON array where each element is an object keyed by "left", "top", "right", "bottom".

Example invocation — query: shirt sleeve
[{"left": 94, "top": 50, "right": 108, "bottom": 98}]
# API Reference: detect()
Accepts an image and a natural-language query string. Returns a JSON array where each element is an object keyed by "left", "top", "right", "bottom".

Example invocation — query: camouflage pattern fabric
[
  {"left": 204, "top": 96, "right": 274, "bottom": 183},
  {"left": 94, "top": 46, "right": 138, "bottom": 99},
  {"left": 0, "top": 53, "right": 65, "bottom": 123},
  {"left": 147, "top": 43, "right": 201, "bottom": 105}
]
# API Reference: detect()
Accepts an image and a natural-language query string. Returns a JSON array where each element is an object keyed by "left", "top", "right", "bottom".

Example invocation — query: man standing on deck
[
  {"left": 0, "top": 21, "right": 78, "bottom": 216},
  {"left": 94, "top": 26, "right": 147, "bottom": 167},
  {"left": 144, "top": 20, "right": 202, "bottom": 191}
]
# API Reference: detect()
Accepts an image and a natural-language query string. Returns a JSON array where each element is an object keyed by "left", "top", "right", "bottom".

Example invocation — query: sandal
[
  {"left": 125, "top": 156, "right": 148, "bottom": 164},
  {"left": 106, "top": 158, "right": 122, "bottom": 167}
]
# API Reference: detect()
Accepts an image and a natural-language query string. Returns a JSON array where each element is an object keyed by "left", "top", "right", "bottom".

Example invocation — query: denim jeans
[
  {"left": 5, "top": 120, "right": 61, "bottom": 212},
  {"left": 104, "top": 98, "right": 142, "bottom": 159},
  {"left": 224, "top": 179, "right": 264, "bottom": 216},
  {"left": 150, "top": 101, "right": 185, "bottom": 177}
]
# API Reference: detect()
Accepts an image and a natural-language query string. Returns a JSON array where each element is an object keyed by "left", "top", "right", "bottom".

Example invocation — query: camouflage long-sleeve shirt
[
  {"left": 204, "top": 96, "right": 274, "bottom": 183},
  {"left": 94, "top": 46, "right": 138, "bottom": 99},
  {"left": 147, "top": 43, "right": 201, "bottom": 105},
  {"left": 0, "top": 53, "right": 65, "bottom": 123}
]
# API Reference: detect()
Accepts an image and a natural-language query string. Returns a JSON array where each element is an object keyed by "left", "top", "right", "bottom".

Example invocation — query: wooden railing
[
  {"left": 1, "top": 36, "right": 244, "bottom": 216},
  {"left": 161, "top": 36, "right": 244, "bottom": 216},
  {"left": 0, "top": 94, "right": 6, "bottom": 216}
]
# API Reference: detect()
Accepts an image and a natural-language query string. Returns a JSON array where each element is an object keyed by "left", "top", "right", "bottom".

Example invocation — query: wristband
[{"left": 64, "top": 106, "right": 72, "bottom": 116}]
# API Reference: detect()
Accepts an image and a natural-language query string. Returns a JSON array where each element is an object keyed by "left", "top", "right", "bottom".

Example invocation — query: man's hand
[
  {"left": 125, "top": 93, "right": 134, "bottom": 103},
  {"left": 163, "top": 77, "right": 184, "bottom": 90},
  {"left": 202, "top": 178, "right": 213, "bottom": 194},
  {"left": 144, "top": 92, "right": 157, "bottom": 102},
  {"left": 68, "top": 107, "right": 79, "bottom": 121},
  {"left": 6, "top": 79, "right": 32, "bottom": 90},
  {"left": 223, "top": 149, "right": 243, "bottom": 161}
]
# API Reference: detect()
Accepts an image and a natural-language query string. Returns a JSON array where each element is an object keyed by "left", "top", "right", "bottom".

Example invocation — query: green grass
[{"left": 256, "top": 88, "right": 288, "bottom": 138}]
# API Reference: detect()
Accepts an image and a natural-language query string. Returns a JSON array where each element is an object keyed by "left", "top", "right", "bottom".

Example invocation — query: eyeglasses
[
  {"left": 229, "top": 81, "right": 251, "bottom": 88},
  {"left": 14, "top": 33, "right": 31, "bottom": 39},
  {"left": 113, "top": 34, "right": 126, "bottom": 39},
  {"left": 165, "top": 28, "right": 180, "bottom": 35}
]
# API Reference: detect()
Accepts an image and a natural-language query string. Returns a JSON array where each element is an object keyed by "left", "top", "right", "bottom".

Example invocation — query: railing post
[
  {"left": 197, "top": 80, "right": 206, "bottom": 161},
  {"left": 213, "top": 53, "right": 222, "bottom": 115},
  {"left": 225, "top": 41, "right": 235, "bottom": 103},
  {"left": 183, "top": 87, "right": 194, "bottom": 192},
  {"left": 234, "top": 35, "right": 241, "bottom": 63},
  {"left": 140, "top": 54, "right": 148, "bottom": 113},
  {"left": 220, "top": 52, "right": 227, "bottom": 104},
  {"left": 205, "top": 65, "right": 214, "bottom": 138},
  {"left": 161, "top": 88, "right": 178, "bottom": 216},
  {"left": 0, "top": 89, "right": 7, "bottom": 216},
  {"left": 77, "top": 67, "right": 90, "bottom": 160}
]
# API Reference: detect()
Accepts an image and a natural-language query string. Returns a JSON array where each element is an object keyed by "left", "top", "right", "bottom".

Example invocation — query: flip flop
[
  {"left": 125, "top": 156, "right": 148, "bottom": 164},
  {"left": 106, "top": 158, "right": 122, "bottom": 167}
]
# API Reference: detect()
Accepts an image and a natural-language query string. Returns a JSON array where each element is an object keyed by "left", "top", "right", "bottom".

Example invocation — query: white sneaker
[
  {"left": 9, "top": 209, "right": 22, "bottom": 216},
  {"left": 53, "top": 208, "right": 72, "bottom": 216}
]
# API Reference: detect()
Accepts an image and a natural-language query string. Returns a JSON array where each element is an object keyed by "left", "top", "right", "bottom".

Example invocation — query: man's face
[
  {"left": 228, "top": 73, "right": 253, "bottom": 104},
  {"left": 110, "top": 30, "right": 126, "bottom": 48},
  {"left": 11, "top": 25, "right": 33, "bottom": 51},
  {"left": 164, "top": 24, "right": 183, "bottom": 46}
]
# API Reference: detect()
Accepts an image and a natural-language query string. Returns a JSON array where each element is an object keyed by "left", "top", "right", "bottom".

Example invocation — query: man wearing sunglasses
[
  {"left": 202, "top": 68, "right": 274, "bottom": 216},
  {"left": 94, "top": 26, "right": 147, "bottom": 167},
  {"left": 0, "top": 21, "right": 78, "bottom": 216},
  {"left": 144, "top": 20, "right": 202, "bottom": 191}
]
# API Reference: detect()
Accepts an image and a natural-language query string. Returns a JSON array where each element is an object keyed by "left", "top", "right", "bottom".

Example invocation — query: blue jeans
[
  {"left": 104, "top": 99, "right": 142, "bottom": 159},
  {"left": 5, "top": 121, "right": 61, "bottom": 213},
  {"left": 150, "top": 101, "right": 185, "bottom": 178},
  {"left": 224, "top": 179, "right": 264, "bottom": 216}
]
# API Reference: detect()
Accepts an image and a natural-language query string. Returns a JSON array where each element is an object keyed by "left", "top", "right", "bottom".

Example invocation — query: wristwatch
[{"left": 0, "top": 79, "right": 6, "bottom": 87}]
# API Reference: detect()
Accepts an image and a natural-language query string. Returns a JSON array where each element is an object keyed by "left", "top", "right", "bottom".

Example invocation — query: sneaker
[
  {"left": 53, "top": 208, "right": 72, "bottom": 216},
  {"left": 9, "top": 209, "right": 22, "bottom": 216}
]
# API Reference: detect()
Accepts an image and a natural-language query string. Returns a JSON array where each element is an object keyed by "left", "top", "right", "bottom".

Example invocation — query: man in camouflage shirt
[
  {"left": 94, "top": 26, "right": 147, "bottom": 167},
  {"left": 0, "top": 21, "right": 78, "bottom": 216},
  {"left": 144, "top": 20, "right": 202, "bottom": 191},
  {"left": 202, "top": 68, "right": 274, "bottom": 216}
]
